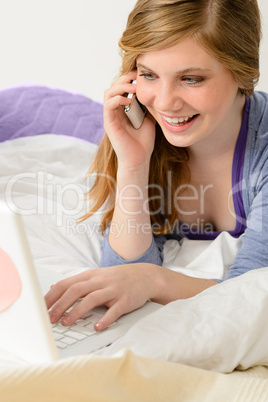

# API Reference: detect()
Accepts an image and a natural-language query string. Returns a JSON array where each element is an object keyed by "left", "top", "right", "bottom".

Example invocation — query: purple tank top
[{"left": 180, "top": 98, "right": 250, "bottom": 240}]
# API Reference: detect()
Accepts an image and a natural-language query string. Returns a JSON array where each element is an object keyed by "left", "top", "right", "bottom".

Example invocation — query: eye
[
  {"left": 182, "top": 76, "right": 204, "bottom": 85},
  {"left": 139, "top": 72, "right": 156, "bottom": 81}
]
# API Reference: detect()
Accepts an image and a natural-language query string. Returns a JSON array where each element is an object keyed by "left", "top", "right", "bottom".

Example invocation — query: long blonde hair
[{"left": 81, "top": 0, "right": 261, "bottom": 234}]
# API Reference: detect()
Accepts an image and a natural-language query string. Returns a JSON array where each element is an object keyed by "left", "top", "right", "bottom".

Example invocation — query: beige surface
[{"left": 1, "top": 351, "right": 268, "bottom": 402}]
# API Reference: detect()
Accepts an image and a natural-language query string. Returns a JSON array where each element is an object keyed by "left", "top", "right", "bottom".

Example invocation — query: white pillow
[{"left": 97, "top": 267, "right": 268, "bottom": 373}]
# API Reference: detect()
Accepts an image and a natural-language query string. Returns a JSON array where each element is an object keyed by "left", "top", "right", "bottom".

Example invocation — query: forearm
[
  {"left": 149, "top": 265, "right": 218, "bottom": 304},
  {"left": 103, "top": 72, "right": 156, "bottom": 261},
  {"left": 109, "top": 163, "right": 153, "bottom": 260}
]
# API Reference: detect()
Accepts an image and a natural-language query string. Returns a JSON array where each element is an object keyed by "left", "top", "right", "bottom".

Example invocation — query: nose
[{"left": 154, "top": 82, "right": 184, "bottom": 112}]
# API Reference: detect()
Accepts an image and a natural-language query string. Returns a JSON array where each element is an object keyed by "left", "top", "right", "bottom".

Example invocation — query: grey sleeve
[
  {"left": 99, "top": 228, "right": 166, "bottom": 267},
  {"left": 226, "top": 155, "right": 268, "bottom": 280}
]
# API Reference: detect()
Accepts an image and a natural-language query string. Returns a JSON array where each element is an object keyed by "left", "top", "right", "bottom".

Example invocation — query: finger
[
  {"left": 61, "top": 289, "right": 113, "bottom": 326},
  {"left": 44, "top": 271, "right": 92, "bottom": 309},
  {"left": 104, "top": 83, "right": 136, "bottom": 102},
  {"left": 94, "top": 301, "right": 129, "bottom": 331},
  {"left": 44, "top": 278, "right": 74, "bottom": 310},
  {"left": 104, "top": 69, "right": 137, "bottom": 102},
  {"left": 104, "top": 94, "right": 132, "bottom": 111},
  {"left": 113, "top": 70, "right": 137, "bottom": 86},
  {"left": 103, "top": 97, "right": 132, "bottom": 134},
  {"left": 48, "top": 278, "right": 97, "bottom": 323}
]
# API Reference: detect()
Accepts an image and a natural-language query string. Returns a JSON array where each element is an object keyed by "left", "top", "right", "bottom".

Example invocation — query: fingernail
[
  {"left": 95, "top": 321, "right": 105, "bottom": 331},
  {"left": 49, "top": 311, "right": 56, "bottom": 323},
  {"left": 62, "top": 316, "right": 71, "bottom": 326}
]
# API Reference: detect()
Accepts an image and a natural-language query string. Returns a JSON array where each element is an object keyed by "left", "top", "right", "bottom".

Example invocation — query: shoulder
[
  {"left": 243, "top": 92, "right": 268, "bottom": 212},
  {"left": 246, "top": 91, "right": 268, "bottom": 156},
  {"left": 248, "top": 91, "right": 268, "bottom": 136}
]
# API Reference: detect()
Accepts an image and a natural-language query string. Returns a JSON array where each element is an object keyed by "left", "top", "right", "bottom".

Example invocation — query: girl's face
[{"left": 136, "top": 37, "right": 245, "bottom": 152}]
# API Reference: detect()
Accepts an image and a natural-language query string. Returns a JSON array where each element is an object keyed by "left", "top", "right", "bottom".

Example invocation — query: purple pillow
[{"left": 0, "top": 86, "right": 104, "bottom": 144}]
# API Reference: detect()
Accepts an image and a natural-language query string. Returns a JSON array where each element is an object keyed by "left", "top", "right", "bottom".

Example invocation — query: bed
[{"left": 1, "top": 85, "right": 268, "bottom": 401}]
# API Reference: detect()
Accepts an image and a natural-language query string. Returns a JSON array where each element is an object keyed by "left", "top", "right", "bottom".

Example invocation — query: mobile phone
[{"left": 124, "top": 80, "right": 147, "bottom": 129}]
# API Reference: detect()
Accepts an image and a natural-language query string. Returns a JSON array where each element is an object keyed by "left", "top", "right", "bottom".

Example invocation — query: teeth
[{"left": 163, "top": 115, "right": 193, "bottom": 124}]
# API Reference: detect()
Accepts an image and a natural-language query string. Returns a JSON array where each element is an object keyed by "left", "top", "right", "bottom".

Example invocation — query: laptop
[{"left": 0, "top": 201, "right": 161, "bottom": 365}]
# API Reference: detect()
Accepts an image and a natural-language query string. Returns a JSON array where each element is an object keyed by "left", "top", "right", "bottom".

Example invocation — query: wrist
[
  {"left": 144, "top": 264, "right": 168, "bottom": 303},
  {"left": 117, "top": 160, "right": 150, "bottom": 179},
  {"left": 116, "top": 163, "right": 150, "bottom": 194}
]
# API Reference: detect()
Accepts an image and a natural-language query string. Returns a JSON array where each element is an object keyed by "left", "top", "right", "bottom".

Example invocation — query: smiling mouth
[{"left": 162, "top": 114, "right": 198, "bottom": 126}]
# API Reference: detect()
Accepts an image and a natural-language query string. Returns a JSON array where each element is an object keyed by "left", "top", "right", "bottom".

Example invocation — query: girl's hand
[
  {"left": 44, "top": 264, "right": 217, "bottom": 331},
  {"left": 103, "top": 72, "right": 156, "bottom": 170},
  {"left": 44, "top": 263, "right": 160, "bottom": 331}
]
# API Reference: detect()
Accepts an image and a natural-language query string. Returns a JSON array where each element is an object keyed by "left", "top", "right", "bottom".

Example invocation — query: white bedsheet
[
  {"left": 0, "top": 134, "right": 101, "bottom": 276},
  {"left": 1, "top": 134, "right": 268, "bottom": 373}
]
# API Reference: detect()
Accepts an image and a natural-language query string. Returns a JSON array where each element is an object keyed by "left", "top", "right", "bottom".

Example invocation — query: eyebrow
[{"left": 136, "top": 63, "right": 211, "bottom": 75}]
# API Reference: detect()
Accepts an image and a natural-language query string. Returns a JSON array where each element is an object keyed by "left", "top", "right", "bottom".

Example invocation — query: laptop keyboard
[{"left": 52, "top": 311, "right": 113, "bottom": 350}]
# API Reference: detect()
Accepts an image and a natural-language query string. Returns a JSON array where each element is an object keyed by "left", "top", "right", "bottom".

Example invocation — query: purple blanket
[{"left": 0, "top": 86, "right": 104, "bottom": 144}]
